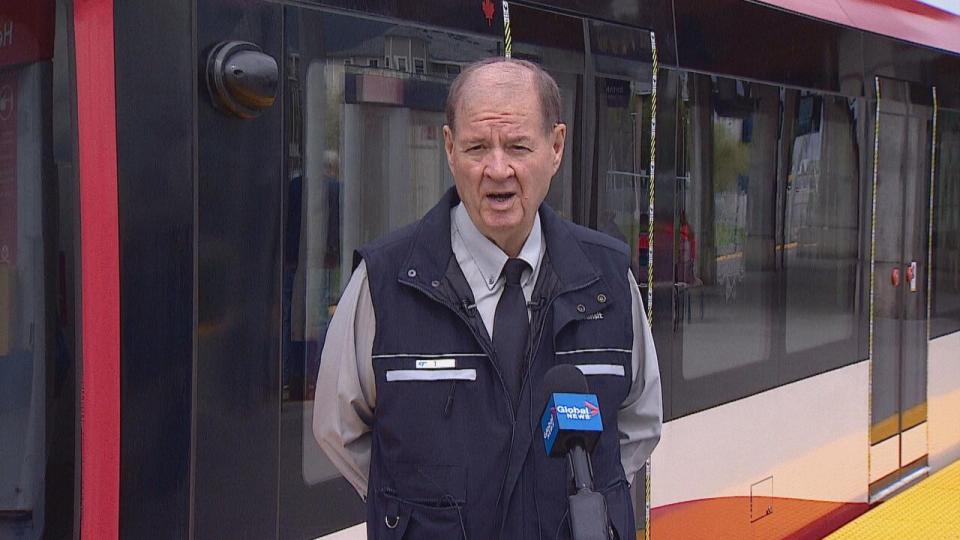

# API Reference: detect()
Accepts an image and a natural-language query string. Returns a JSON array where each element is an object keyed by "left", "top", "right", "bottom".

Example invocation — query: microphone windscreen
[{"left": 541, "top": 364, "right": 589, "bottom": 408}]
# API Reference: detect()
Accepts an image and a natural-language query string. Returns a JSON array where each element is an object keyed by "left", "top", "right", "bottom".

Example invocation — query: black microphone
[{"left": 540, "top": 364, "right": 613, "bottom": 540}]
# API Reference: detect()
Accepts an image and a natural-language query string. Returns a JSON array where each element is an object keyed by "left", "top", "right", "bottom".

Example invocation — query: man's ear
[
  {"left": 551, "top": 123, "right": 567, "bottom": 174},
  {"left": 443, "top": 125, "right": 455, "bottom": 172}
]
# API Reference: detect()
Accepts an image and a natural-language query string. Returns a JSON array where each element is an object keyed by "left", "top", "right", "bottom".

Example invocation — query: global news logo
[{"left": 556, "top": 401, "right": 600, "bottom": 421}]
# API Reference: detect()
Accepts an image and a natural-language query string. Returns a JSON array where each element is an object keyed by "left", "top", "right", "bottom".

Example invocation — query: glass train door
[{"left": 868, "top": 77, "right": 933, "bottom": 500}]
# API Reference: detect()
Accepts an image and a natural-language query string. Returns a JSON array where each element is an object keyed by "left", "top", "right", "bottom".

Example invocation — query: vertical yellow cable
[
  {"left": 927, "top": 87, "right": 938, "bottom": 341},
  {"left": 869, "top": 79, "right": 881, "bottom": 362},
  {"left": 644, "top": 31, "right": 658, "bottom": 540},
  {"left": 502, "top": 2, "right": 512, "bottom": 58},
  {"left": 925, "top": 87, "right": 938, "bottom": 453},
  {"left": 647, "top": 33, "right": 657, "bottom": 323},
  {"left": 867, "top": 77, "right": 881, "bottom": 493},
  {"left": 869, "top": 79, "right": 880, "bottom": 364}
]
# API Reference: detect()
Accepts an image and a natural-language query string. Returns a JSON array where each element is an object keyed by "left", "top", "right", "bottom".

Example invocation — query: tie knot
[{"left": 502, "top": 258, "right": 529, "bottom": 286}]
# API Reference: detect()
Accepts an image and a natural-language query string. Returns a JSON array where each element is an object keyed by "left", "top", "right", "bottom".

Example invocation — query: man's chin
[
  {"left": 479, "top": 214, "right": 523, "bottom": 234},
  {"left": 477, "top": 217, "right": 529, "bottom": 247}
]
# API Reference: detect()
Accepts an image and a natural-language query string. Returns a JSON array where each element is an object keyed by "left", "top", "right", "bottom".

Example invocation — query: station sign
[{"left": 0, "top": 1, "right": 55, "bottom": 68}]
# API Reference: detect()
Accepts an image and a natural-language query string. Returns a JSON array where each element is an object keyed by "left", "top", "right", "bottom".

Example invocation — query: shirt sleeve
[
  {"left": 312, "top": 260, "right": 377, "bottom": 500},
  {"left": 618, "top": 269, "right": 663, "bottom": 484}
]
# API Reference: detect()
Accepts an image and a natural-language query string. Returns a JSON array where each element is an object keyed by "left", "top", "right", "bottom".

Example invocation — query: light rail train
[{"left": 1, "top": 0, "right": 959, "bottom": 538}]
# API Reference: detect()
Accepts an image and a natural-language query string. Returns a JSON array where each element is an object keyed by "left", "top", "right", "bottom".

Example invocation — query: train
[{"left": 2, "top": 0, "right": 959, "bottom": 538}]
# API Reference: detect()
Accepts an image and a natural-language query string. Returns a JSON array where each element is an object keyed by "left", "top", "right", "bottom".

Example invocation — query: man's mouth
[{"left": 487, "top": 192, "right": 516, "bottom": 203}]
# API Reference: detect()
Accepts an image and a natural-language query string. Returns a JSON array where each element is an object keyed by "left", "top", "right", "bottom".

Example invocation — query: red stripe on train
[
  {"left": 74, "top": 0, "right": 120, "bottom": 539},
  {"left": 757, "top": 0, "right": 960, "bottom": 54}
]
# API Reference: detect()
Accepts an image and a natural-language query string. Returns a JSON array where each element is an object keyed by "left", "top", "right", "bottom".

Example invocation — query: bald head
[{"left": 445, "top": 58, "right": 561, "bottom": 134}]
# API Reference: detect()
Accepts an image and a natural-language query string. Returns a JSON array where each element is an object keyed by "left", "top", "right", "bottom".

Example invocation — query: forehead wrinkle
[
  {"left": 462, "top": 96, "right": 537, "bottom": 125},
  {"left": 458, "top": 122, "right": 536, "bottom": 147},
  {"left": 470, "top": 111, "right": 528, "bottom": 127}
]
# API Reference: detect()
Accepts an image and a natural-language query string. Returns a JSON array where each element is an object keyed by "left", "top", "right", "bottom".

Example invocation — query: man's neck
[{"left": 489, "top": 230, "right": 530, "bottom": 258}]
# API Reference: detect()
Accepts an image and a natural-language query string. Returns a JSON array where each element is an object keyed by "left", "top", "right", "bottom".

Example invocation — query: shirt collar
[{"left": 453, "top": 203, "right": 542, "bottom": 291}]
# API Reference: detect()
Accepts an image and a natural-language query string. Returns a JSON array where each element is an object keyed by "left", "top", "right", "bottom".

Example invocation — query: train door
[{"left": 868, "top": 77, "right": 934, "bottom": 500}]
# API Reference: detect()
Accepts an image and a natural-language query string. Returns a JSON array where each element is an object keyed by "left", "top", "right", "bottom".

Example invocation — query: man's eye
[
  {"left": 511, "top": 145, "right": 532, "bottom": 152},
  {"left": 465, "top": 145, "right": 483, "bottom": 152}
]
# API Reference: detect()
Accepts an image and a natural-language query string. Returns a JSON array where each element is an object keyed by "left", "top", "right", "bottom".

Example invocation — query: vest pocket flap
[
  {"left": 386, "top": 369, "right": 477, "bottom": 382},
  {"left": 575, "top": 364, "right": 626, "bottom": 377},
  {"left": 377, "top": 492, "right": 465, "bottom": 540},
  {"left": 378, "top": 463, "right": 467, "bottom": 539},
  {"left": 600, "top": 479, "right": 635, "bottom": 540},
  {"left": 390, "top": 463, "right": 467, "bottom": 505}
]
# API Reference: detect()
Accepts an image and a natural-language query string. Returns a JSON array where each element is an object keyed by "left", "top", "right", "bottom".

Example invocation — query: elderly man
[{"left": 314, "top": 57, "right": 661, "bottom": 540}]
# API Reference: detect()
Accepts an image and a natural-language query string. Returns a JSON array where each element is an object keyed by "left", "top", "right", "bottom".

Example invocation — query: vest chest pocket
[
  {"left": 554, "top": 349, "right": 632, "bottom": 487},
  {"left": 554, "top": 348, "right": 631, "bottom": 394},
  {"left": 376, "top": 463, "right": 468, "bottom": 540},
  {"left": 574, "top": 363, "right": 626, "bottom": 377},
  {"left": 376, "top": 354, "right": 489, "bottom": 421}
]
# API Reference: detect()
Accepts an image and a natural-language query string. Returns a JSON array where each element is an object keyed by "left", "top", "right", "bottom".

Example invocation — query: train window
[
  {"left": 508, "top": 4, "right": 585, "bottom": 221},
  {"left": 594, "top": 76, "right": 652, "bottom": 277},
  {"left": 782, "top": 92, "right": 863, "bottom": 367},
  {"left": 273, "top": 5, "right": 647, "bottom": 535},
  {"left": 281, "top": 9, "right": 502, "bottom": 536},
  {"left": 670, "top": 72, "right": 870, "bottom": 417},
  {"left": 678, "top": 74, "right": 778, "bottom": 380},
  {"left": 278, "top": 6, "right": 651, "bottom": 535},
  {"left": 932, "top": 108, "right": 960, "bottom": 337},
  {"left": 587, "top": 20, "right": 654, "bottom": 289},
  {"left": 0, "top": 2, "right": 78, "bottom": 538}
]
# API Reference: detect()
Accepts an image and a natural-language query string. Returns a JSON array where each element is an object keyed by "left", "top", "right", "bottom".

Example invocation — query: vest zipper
[
  {"left": 407, "top": 274, "right": 602, "bottom": 540},
  {"left": 494, "top": 275, "right": 600, "bottom": 539},
  {"left": 516, "top": 274, "right": 599, "bottom": 416},
  {"left": 403, "top": 281, "right": 516, "bottom": 422}
]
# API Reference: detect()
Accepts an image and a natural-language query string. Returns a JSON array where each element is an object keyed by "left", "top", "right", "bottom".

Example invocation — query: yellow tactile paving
[{"left": 827, "top": 459, "right": 960, "bottom": 539}]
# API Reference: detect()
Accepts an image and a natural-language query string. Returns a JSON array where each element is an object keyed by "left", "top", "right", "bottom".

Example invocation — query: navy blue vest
[{"left": 357, "top": 188, "right": 636, "bottom": 540}]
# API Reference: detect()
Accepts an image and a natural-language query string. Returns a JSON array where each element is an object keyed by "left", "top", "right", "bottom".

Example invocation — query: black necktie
[{"left": 493, "top": 258, "right": 530, "bottom": 407}]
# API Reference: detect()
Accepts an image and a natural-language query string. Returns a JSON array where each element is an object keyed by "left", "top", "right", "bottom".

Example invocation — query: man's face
[{"left": 443, "top": 65, "right": 566, "bottom": 254}]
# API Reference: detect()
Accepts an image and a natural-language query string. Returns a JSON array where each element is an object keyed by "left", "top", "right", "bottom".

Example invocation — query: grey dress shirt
[{"left": 313, "top": 203, "right": 663, "bottom": 499}]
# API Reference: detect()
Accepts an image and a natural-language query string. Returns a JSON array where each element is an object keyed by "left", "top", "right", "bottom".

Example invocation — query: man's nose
[{"left": 483, "top": 148, "right": 513, "bottom": 181}]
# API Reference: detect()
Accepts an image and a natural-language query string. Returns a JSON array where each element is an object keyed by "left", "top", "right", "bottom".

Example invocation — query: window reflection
[
  {"left": 0, "top": 3, "right": 77, "bottom": 538},
  {"left": 673, "top": 72, "right": 867, "bottom": 409},
  {"left": 281, "top": 15, "right": 509, "bottom": 535},
  {"left": 284, "top": 14, "right": 501, "bottom": 488},
  {"left": 680, "top": 74, "right": 777, "bottom": 379},
  {"left": 933, "top": 109, "right": 960, "bottom": 337},
  {"left": 595, "top": 76, "right": 652, "bottom": 283},
  {"left": 783, "top": 92, "right": 860, "bottom": 355}
]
